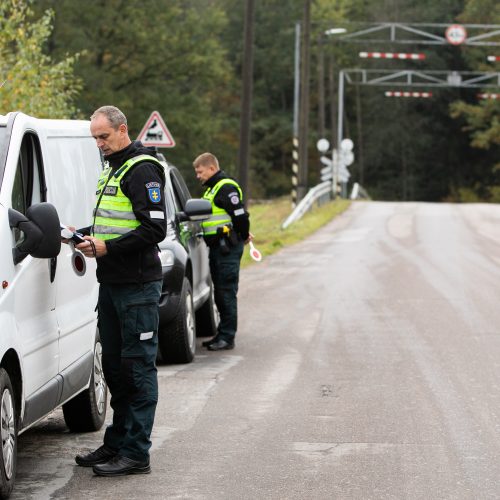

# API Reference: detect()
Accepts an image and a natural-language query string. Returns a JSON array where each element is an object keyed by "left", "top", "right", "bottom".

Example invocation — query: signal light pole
[{"left": 297, "top": 0, "right": 311, "bottom": 203}]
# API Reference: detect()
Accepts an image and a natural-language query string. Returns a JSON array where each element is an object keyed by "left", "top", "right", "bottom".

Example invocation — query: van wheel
[
  {"left": 196, "top": 280, "right": 219, "bottom": 337},
  {"left": 63, "top": 334, "right": 107, "bottom": 432},
  {"left": 0, "top": 368, "right": 17, "bottom": 499},
  {"left": 159, "top": 277, "right": 196, "bottom": 364}
]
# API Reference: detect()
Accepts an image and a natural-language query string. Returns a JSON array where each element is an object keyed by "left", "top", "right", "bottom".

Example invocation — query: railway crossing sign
[{"left": 137, "top": 111, "right": 175, "bottom": 148}]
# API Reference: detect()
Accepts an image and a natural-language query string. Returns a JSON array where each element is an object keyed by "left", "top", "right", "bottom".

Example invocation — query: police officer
[
  {"left": 72, "top": 106, "right": 167, "bottom": 476},
  {"left": 193, "top": 152, "right": 250, "bottom": 351}
]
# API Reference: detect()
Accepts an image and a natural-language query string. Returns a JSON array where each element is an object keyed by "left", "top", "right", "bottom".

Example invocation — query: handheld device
[{"left": 60, "top": 224, "right": 86, "bottom": 245}]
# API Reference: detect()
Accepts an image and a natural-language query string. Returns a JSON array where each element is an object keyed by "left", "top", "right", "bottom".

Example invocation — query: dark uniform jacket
[
  {"left": 203, "top": 170, "right": 250, "bottom": 248},
  {"left": 80, "top": 141, "right": 167, "bottom": 284}
]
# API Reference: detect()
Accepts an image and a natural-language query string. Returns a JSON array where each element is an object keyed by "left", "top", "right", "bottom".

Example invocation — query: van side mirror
[
  {"left": 177, "top": 199, "right": 212, "bottom": 222},
  {"left": 9, "top": 202, "right": 61, "bottom": 264}
]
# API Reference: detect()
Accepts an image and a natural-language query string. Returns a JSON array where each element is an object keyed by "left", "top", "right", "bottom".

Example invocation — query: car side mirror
[
  {"left": 177, "top": 199, "right": 212, "bottom": 222},
  {"left": 9, "top": 202, "right": 61, "bottom": 264}
]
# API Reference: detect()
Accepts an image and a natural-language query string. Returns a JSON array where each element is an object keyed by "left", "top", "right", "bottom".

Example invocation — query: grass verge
[{"left": 241, "top": 197, "right": 351, "bottom": 268}]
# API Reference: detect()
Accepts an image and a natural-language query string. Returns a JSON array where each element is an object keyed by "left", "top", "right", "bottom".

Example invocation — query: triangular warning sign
[{"left": 137, "top": 111, "right": 175, "bottom": 148}]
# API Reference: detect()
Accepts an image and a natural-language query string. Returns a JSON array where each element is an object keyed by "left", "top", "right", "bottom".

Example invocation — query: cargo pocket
[
  {"left": 122, "top": 302, "right": 159, "bottom": 359},
  {"left": 120, "top": 357, "right": 141, "bottom": 400}
]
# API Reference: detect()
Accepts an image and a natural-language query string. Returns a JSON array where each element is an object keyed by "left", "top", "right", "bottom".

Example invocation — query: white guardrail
[
  {"left": 281, "top": 181, "right": 370, "bottom": 230},
  {"left": 281, "top": 181, "right": 332, "bottom": 229}
]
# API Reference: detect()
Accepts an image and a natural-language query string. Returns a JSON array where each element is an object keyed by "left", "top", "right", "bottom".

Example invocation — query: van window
[{"left": 11, "top": 133, "right": 44, "bottom": 243}]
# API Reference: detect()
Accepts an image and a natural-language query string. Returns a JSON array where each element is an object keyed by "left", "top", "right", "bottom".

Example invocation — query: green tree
[
  {"left": 36, "top": 0, "right": 236, "bottom": 192},
  {"left": 16, "top": 0, "right": 497, "bottom": 202},
  {"left": 0, "top": 0, "right": 81, "bottom": 117},
  {"left": 446, "top": 0, "right": 500, "bottom": 200},
  {"left": 310, "top": 0, "right": 500, "bottom": 201},
  {"left": 451, "top": 0, "right": 500, "bottom": 150}
]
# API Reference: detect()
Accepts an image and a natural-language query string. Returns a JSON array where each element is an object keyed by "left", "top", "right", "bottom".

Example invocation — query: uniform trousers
[
  {"left": 97, "top": 280, "right": 162, "bottom": 462},
  {"left": 209, "top": 240, "right": 244, "bottom": 343}
]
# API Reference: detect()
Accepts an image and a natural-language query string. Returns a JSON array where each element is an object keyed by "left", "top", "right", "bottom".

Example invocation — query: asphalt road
[{"left": 12, "top": 201, "right": 500, "bottom": 500}]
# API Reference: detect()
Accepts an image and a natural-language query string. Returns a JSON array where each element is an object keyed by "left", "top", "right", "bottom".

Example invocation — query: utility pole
[
  {"left": 297, "top": 0, "right": 311, "bottom": 202},
  {"left": 238, "top": 0, "right": 255, "bottom": 208}
]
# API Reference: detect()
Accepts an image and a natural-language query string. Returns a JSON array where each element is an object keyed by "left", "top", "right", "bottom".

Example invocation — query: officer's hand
[
  {"left": 76, "top": 237, "right": 108, "bottom": 258},
  {"left": 245, "top": 232, "right": 254, "bottom": 245}
]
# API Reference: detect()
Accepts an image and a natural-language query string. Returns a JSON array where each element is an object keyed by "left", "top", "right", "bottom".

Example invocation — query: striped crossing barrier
[
  {"left": 359, "top": 51, "right": 425, "bottom": 60},
  {"left": 384, "top": 91, "right": 433, "bottom": 98}
]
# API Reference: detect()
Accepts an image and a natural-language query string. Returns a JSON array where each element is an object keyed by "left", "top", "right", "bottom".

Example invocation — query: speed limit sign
[{"left": 445, "top": 24, "right": 467, "bottom": 45}]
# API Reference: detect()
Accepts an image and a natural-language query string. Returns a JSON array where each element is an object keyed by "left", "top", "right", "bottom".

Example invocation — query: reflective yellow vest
[
  {"left": 201, "top": 178, "right": 243, "bottom": 236},
  {"left": 93, "top": 154, "right": 163, "bottom": 241}
]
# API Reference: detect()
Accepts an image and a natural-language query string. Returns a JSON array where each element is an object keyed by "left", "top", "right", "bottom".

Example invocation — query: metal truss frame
[
  {"left": 333, "top": 22, "right": 500, "bottom": 46},
  {"left": 337, "top": 68, "right": 500, "bottom": 151},
  {"left": 342, "top": 68, "right": 500, "bottom": 88}
]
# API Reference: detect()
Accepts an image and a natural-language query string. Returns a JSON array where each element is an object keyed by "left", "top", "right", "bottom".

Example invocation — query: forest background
[{"left": 0, "top": 0, "right": 498, "bottom": 201}]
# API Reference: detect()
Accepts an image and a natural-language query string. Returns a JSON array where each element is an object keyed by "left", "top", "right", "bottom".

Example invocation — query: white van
[{"left": 0, "top": 112, "right": 107, "bottom": 498}]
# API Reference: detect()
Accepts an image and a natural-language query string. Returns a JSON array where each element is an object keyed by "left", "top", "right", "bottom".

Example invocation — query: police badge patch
[{"left": 148, "top": 187, "right": 161, "bottom": 203}]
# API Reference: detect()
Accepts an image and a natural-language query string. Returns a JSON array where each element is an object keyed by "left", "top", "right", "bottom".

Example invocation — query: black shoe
[
  {"left": 207, "top": 339, "right": 234, "bottom": 351},
  {"left": 75, "top": 445, "right": 117, "bottom": 467},
  {"left": 202, "top": 337, "right": 219, "bottom": 348},
  {"left": 92, "top": 455, "right": 151, "bottom": 476}
]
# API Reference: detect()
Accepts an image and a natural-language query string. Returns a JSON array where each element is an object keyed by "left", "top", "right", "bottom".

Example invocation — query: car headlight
[{"left": 159, "top": 249, "right": 175, "bottom": 267}]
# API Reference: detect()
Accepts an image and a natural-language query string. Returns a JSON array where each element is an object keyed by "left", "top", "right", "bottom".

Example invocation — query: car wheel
[
  {"left": 159, "top": 277, "right": 196, "bottom": 364},
  {"left": 196, "top": 280, "right": 219, "bottom": 337},
  {"left": 0, "top": 368, "right": 17, "bottom": 499},
  {"left": 63, "top": 333, "right": 107, "bottom": 432}
]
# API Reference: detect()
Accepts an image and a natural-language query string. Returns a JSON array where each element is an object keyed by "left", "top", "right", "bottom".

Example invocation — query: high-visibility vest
[
  {"left": 93, "top": 154, "right": 163, "bottom": 241},
  {"left": 201, "top": 178, "right": 243, "bottom": 236}
]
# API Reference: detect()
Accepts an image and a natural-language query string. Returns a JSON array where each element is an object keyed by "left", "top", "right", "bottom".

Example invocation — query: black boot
[
  {"left": 93, "top": 455, "right": 151, "bottom": 476},
  {"left": 202, "top": 336, "right": 219, "bottom": 347},
  {"left": 75, "top": 445, "right": 117, "bottom": 467},
  {"left": 207, "top": 339, "right": 234, "bottom": 351}
]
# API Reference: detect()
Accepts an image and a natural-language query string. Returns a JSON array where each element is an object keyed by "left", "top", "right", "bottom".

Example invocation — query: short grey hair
[
  {"left": 90, "top": 105, "right": 127, "bottom": 129},
  {"left": 193, "top": 152, "right": 219, "bottom": 169}
]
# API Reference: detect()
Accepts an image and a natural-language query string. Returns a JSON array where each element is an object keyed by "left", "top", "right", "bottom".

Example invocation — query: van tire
[
  {"left": 63, "top": 334, "right": 107, "bottom": 432},
  {"left": 0, "top": 368, "right": 17, "bottom": 499},
  {"left": 159, "top": 277, "right": 196, "bottom": 364},
  {"left": 196, "top": 280, "right": 219, "bottom": 337}
]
